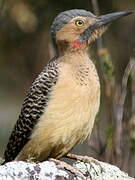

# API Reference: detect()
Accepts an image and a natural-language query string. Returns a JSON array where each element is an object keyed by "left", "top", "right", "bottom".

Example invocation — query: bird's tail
[{"left": 0, "top": 157, "right": 5, "bottom": 165}]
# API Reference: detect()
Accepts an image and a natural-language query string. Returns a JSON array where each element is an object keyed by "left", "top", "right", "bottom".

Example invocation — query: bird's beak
[
  {"left": 96, "top": 11, "right": 133, "bottom": 28},
  {"left": 80, "top": 10, "right": 133, "bottom": 43}
]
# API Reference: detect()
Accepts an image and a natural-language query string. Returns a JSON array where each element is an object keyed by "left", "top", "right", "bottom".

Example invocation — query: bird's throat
[
  {"left": 58, "top": 40, "right": 87, "bottom": 56},
  {"left": 72, "top": 40, "right": 86, "bottom": 49}
]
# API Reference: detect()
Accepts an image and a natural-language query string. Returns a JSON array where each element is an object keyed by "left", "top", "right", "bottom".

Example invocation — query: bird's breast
[{"left": 32, "top": 57, "right": 100, "bottom": 148}]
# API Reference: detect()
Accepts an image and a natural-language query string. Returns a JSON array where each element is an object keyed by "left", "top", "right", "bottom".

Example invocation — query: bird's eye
[{"left": 75, "top": 20, "right": 85, "bottom": 27}]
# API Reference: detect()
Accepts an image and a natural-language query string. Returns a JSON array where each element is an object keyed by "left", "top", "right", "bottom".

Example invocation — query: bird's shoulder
[{"left": 20, "top": 56, "right": 59, "bottom": 128}]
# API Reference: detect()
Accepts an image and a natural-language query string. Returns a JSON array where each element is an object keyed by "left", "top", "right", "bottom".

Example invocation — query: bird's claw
[
  {"left": 49, "top": 158, "right": 85, "bottom": 179},
  {"left": 66, "top": 153, "right": 104, "bottom": 174}
]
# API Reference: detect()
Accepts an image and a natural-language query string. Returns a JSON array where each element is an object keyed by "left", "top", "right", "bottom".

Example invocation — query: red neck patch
[{"left": 72, "top": 40, "right": 86, "bottom": 49}]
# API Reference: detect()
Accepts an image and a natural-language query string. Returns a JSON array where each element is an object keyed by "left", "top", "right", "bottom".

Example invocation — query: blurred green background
[{"left": 0, "top": 0, "right": 135, "bottom": 176}]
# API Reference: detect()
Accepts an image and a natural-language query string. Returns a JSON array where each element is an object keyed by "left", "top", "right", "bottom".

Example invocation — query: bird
[{"left": 2, "top": 9, "right": 132, "bottom": 164}]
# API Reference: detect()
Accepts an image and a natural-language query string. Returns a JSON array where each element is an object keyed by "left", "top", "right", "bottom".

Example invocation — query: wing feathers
[{"left": 3, "top": 57, "right": 59, "bottom": 163}]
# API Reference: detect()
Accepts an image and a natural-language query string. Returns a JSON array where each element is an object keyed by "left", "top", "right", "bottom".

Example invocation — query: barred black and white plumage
[
  {"left": 3, "top": 57, "right": 59, "bottom": 163},
  {"left": 3, "top": 9, "right": 131, "bottom": 164}
]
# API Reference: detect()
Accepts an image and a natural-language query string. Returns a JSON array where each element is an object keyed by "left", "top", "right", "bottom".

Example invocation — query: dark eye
[{"left": 75, "top": 20, "right": 85, "bottom": 27}]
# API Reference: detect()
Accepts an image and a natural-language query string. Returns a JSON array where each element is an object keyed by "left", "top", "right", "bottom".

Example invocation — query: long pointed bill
[
  {"left": 80, "top": 10, "right": 133, "bottom": 42},
  {"left": 96, "top": 11, "right": 133, "bottom": 27}
]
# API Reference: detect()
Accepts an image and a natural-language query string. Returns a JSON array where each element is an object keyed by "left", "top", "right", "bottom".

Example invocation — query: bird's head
[{"left": 51, "top": 9, "right": 132, "bottom": 53}]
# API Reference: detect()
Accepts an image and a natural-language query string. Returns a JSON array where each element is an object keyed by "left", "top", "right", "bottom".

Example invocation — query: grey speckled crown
[{"left": 51, "top": 9, "right": 96, "bottom": 44}]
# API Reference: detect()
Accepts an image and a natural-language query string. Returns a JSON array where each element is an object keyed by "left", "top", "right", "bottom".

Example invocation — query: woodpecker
[{"left": 3, "top": 9, "right": 132, "bottom": 164}]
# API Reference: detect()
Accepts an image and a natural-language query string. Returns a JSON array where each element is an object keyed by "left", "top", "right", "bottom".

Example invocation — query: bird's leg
[
  {"left": 66, "top": 153, "right": 103, "bottom": 173},
  {"left": 66, "top": 153, "right": 98, "bottom": 164},
  {"left": 49, "top": 158, "right": 85, "bottom": 179}
]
